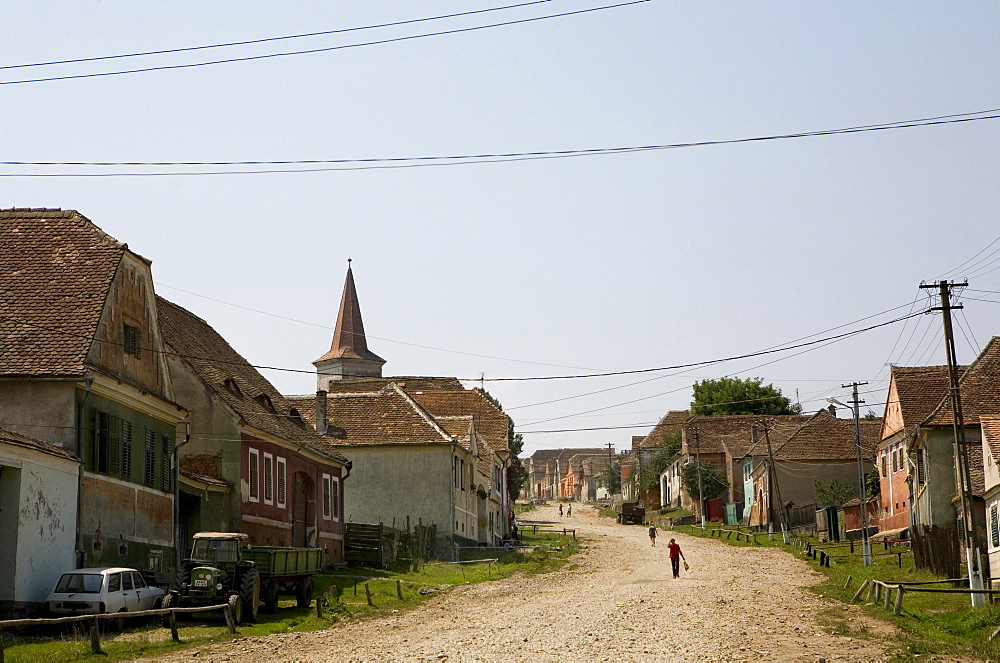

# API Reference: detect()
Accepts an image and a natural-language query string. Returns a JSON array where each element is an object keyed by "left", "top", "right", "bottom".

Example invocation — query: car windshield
[
  {"left": 55, "top": 573, "right": 104, "bottom": 594},
  {"left": 191, "top": 538, "right": 239, "bottom": 563}
]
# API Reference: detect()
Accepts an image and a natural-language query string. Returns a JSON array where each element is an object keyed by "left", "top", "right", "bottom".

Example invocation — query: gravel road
[{"left": 148, "top": 503, "right": 894, "bottom": 662}]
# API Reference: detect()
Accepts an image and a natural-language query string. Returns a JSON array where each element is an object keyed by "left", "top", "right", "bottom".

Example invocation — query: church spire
[{"left": 313, "top": 261, "right": 385, "bottom": 388}]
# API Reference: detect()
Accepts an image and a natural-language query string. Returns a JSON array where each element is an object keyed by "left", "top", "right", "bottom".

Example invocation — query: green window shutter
[
  {"left": 161, "top": 435, "right": 172, "bottom": 492},
  {"left": 108, "top": 414, "right": 121, "bottom": 476},
  {"left": 121, "top": 420, "right": 133, "bottom": 479},
  {"left": 96, "top": 412, "right": 110, "bottom": 474},
  {"left": 144, "top": 430, "right": 156, "bottom": 487},
  {"left": 991, "top": 504, "right": 999, "bottom": 549}
]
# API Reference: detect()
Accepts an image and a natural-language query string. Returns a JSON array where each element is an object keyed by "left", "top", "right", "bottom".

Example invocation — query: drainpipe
[
  {"left": 75, "top": 374, "right": 95, "bottom": 569},
  {"left": 173, "top": 422, "right": 192, "bottom": 574}
]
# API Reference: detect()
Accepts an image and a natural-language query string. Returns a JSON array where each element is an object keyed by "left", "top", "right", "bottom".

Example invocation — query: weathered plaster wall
[
  {"left": 0, "top": 381, "right": 77, "bottom": 449},
  {"left": 79, "top": 473, "right": 173, "bottom": 571}
]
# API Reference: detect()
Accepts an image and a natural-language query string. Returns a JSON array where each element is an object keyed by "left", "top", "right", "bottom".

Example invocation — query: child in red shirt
[{"left": 667, "top": 538, "right": 685, "bottom": 578}]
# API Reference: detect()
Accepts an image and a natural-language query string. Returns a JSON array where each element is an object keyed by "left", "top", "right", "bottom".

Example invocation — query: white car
[{"left": 46, "top": 567, "right": 166, "bottom": 615}]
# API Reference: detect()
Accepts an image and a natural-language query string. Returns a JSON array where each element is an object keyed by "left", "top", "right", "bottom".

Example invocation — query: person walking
[
  {"left": 558, "top": 503, "right": 564, "bottom": 517},
  {"left": 648, "top": 524, "right": 657, "bottom": 546},
  {"left": 667, "top": 538, "right": 686, "bottom": 578},
  {"left": 566, "top": 504, "right": 572, "bottom": 517}
]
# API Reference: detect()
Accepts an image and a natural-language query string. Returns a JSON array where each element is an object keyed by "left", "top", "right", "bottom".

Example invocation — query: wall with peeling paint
[{"left": 0, "top": 443, "right": 79, "bottom": 618}]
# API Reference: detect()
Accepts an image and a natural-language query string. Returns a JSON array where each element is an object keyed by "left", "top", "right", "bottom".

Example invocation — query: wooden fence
[
  {"left": 0, "top": 603, "right": 232, "bottom": 662},
  {"left": 344, "top": 520, "right": 437, "bottom": 568},
  {"left": 848, "top": 577, "right": 1000, "bottom": 617}
]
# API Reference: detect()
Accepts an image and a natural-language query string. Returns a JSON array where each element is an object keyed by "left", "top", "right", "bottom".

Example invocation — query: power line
[
  {"left": 0, "top": 1, "right": 649, "bottom": 86},
  {"left": 3, "top": 113, "right": 998, "bottom": 178},
  {"left": 0, "top": 0, "right": 559, "bottom": 71}
]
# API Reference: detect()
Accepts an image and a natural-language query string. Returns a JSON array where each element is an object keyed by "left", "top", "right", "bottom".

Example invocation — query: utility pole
[
  {"left": 841, "top": 382, "right": 872, "bottom": 566},
  {"left": 920, "top": 279, "right": 985, "bottom": 606},
  {"left": 606, "top": 442, "right": 615, "bottom": 498},
  {"left": 760, "top": 419, "right": 789, "bottom": 544},
  {"left": 694, "top": 427, "right": 705, "bottom": 529}
]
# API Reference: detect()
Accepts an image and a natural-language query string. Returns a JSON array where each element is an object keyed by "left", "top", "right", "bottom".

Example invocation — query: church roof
[{"left": 314, "top": 265, "right": 385, "bottom": 365}]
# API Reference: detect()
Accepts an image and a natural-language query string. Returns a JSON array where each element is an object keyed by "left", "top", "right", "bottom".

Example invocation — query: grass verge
[
  {"left": 0, "top": 530, "right": 579, "bottom": 662},
  {"left": 672, "top": 523, "right": 999, "bottom": 661}
]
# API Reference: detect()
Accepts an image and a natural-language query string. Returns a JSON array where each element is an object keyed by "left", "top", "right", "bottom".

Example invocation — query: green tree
[
  {"left": 690, "top": 377, "right": 801, "bottom": 416},
  {"left": 680, "top": 461, "right": 729, "bottom": 500},
  {"left": 814, "top": 479, "right": 855, "bottom": 509},
  {"left": 641, "top": 432, "right": 682, "bottom": 489},
  {"left": 596, "top": 452, "right": 623, "bottom": 494},
  {"left": 476, "top": 388, "right": 527, "bottom": 502}
]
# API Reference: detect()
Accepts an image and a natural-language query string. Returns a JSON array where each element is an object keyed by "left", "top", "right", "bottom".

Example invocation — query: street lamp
[{"left": 828, "top": 392, "right": 872, "bottom": 566}]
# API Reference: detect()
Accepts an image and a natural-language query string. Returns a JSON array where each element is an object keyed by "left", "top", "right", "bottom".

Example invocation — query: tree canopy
[
  {"left": 814, "top": 479, "right": 855, "bottom": 509},
  {"left": 680, "top": 461, "right": 729, "bottom": 500},
  {"left": 690, "top": 377, "right": 801, "bottom": 416},
  {"left": 640, "top": 432, "right": 682, "bottom": 489}
]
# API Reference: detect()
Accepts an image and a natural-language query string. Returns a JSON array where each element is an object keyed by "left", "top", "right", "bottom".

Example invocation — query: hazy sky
[{"left": 3, "top": 2, "right": 998, "bottom": 457}]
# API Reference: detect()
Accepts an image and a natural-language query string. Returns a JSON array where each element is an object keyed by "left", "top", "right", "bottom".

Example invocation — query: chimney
[
  {"left": 827, "top": 404, "right": 837, "bottom": 417},
  {"left": 315, "top": 390, "right": 328, "bottom": 434}
]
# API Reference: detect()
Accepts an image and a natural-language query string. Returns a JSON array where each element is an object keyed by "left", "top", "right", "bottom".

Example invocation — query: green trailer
[{"left": 166, "top": 532, "right": 324, "bottom": 624}]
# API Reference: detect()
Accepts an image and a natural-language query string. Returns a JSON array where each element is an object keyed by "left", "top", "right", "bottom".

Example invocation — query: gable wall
[{"left": 0, "top": 381, "right": 77, "bottom": 450}]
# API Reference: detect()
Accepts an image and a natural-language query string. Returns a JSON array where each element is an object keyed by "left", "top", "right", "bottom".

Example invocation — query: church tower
[{"left": 313, "top": 261, "right": 385, "bottom": 389}]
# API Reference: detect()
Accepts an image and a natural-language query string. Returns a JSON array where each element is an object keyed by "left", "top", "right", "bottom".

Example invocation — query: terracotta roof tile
[
  {"left": 410, "top": 389, "right": 510, "bottom": 455},
  {"left": 0, "top": 425, "right": 79, "bottom": 462},
  {"left": 889, "top": 365, "right": 955, "bottom": 429},
  {"left": 312, "top": 376, "right": 465, "bottom": 394},
  {"left": 981, "top": 416, "right": 1000, "bottom": 468},
  {"left": 683, "top": 414, "right": 809, "bottom": 457},
  {"left": 0, "top": 208, "right": 126, "bottom": 377},
  {"left": 774, "top": 410, "right": 881, "bottom": 460},
  {"left": 641, "top": 411, "right": 692, "bottom": 448},
  {"left": 156, "top": 297, "right": 346, "bottom": 463},
  {"left": 926, "top": 337, "right": 1000, "bottom": 426}
]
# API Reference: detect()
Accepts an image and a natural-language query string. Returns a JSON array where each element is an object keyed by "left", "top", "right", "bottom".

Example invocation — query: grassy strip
[
  {"left": 0, "top": 531, "right": 578, "bottom": 662},
  {"left": 671, "top": 523, "right": 1000, "bottom": 661}
]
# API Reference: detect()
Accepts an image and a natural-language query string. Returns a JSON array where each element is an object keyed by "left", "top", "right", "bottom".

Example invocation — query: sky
[{"left": 2, "top": 2, "right": 999, "bottom": 458}]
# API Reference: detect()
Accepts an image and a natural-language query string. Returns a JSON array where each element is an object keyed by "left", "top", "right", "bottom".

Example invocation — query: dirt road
[{"left": 151, "top": 504, "right": 893, "bottom": 661}]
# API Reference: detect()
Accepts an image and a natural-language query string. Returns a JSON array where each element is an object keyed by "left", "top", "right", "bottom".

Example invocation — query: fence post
[
  {"left": 894, "top": 585, "right": 904, "bottom": 616},
  {"left": 851, "top": 578, "right": 869, "bottom": 603},
  {"left": 867, "top": 580, "right": 876, "bottom": 602},
  {"left": 168, "top": 609, "right": 179, "bottom": 642},
  {"left": 223, "top": 604, "right": 236, "bottom": 634},
  {"left": 843, "top": 575, "right": 853, "bottom": 590},
  {"left": 90, "top": 616, "right": 102, "bottom": 654},
  {"left": 365, "top": 583, "right": 374, "bottom": 607},
  {"left": 316, "top": 597, "right": 323, "bottom": 618},
  {"left": 332, "top": 584, "right": 340, "bottom": 601},
  {"left": 396, "top": 579, "right": 403, "bottom": 600},
  {"left": 883, "top": 585, "right": 892, "bottom": 611},
  {"left": 850, "top": 539, "right": 854, "bottom": 553},
  {"left": 897, "top": 552, "right": 902, "bottom": 568}
]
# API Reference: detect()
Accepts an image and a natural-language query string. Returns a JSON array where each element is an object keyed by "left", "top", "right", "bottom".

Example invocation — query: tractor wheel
[
  {"left": 261, "top": 580, "right": 280, "bottom": 614},
  {"left": 295, "top": 577, "right": 313, "bottom": 608},
  {"left": 240, "top": 568, "right": 260, "bottom": 623},
  {"left": 227, "top": 592, "right": 244, "bottom": 625},
  {"left": 160, "top": 592, "right": 177, "bottom": 628}
]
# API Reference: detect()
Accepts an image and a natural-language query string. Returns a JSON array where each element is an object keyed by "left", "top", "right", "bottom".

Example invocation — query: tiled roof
[
  {"left": 314, "top": 266, "right": 384, "bottom": 364},
  {"left": 981, "top": 416, "right": 1000, "bottom": 468},
  {"left": 774, "top": 410, "right": 881, "bottom": 461},
  {"left": 890, "top": 365, "right": 954, "bottom": 429},
  {"left": 926, "top": 337, "right": 1000, "bottom": 426},
  {"left": 0, "top": 208, "right": 126, "bottom": 377},
  {"left": 641, "top": 411, "right": 691, "bottom": 448},
  {"left": 682, "top": 414, "right": 809, "bottom": 457},
  {"left": 288, "top": 384, "right": 455, "bottom": 448},
  {"left": 156, "top": 297, "right": 347, "bottom": 464},
  {"left": 0, "top": 426, "right": 79, "bottom": 462},
  {"left": 410, "top": 389, "right": 510, "bottom": 455},
  {"left": 312, "top": 376, "right": 465, "bottom": 394}
]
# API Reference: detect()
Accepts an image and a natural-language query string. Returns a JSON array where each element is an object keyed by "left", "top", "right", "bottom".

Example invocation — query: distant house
[
  {"left": 631, "top": 410, "right": 690, "bottom": 506},
  {"left": 526, "top": 448, "right": 607, "bottom": 501},
  {"left": 877, "top": 366, "right": 953, "bottom": 539},
  {"left": 748, "top": 410, "right": 880, "bottom": 535},
  {"left": 0, "top": 427, "right": 80, "bottom": 617},
  {"left": 157, "top": 298, "right": 350, "bottom": 563},
  {"left": 981, "top": 417, "right": 1000, "bottom": 586},
  {"left": 0, "top": 209, "right": 188, "bottom": 585},
  {"left": 910, "top": 337, "right": 998, "bottom": 577}
]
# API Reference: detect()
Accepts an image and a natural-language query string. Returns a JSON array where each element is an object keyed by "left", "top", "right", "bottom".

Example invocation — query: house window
[
  {"left": 123, "top": 324, "right": 141, "bottom": 359},
  {"left": 276, "top": 457, "right": 287, "bottom": 508},
  {"left": 121, "top": 420, "right": 133, "bottom": 479},
  {"left": 143, "top": 430, "right": 156, "bottom": 487},
  {"left": 161, "top": 434, "right": 172, "bottom": 492},
  {"left": 248, "top": 449, "right": 260, "bottom": 502},
  {"left": 891, "top": 449, "right": 898, "bottom": 473},
  {"left": 263, "top": 453, "right": 274, "bottom": 505},
  {"left": 331, "top": 476, "right": 341, "bottom": 521},
  {"left": 916, "top": 452, "right": 926, "bottom": 485},
  {"left": 322, "top": 474, "right": 332, "bottom": 520},
  {"left": 991, "top": 504, "right": 999, "bottom": 548},
  {"left": 881, "top": 453, "right": 887, "bottom": 477}
]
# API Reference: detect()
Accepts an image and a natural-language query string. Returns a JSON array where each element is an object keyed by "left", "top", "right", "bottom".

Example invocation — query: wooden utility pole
[
  {"left": 693, "top": 427, "right": 705, "bottom": 529},
  {"left": 760, "top": 419, "right": 789, "bottom": 543},
  {"left": 842, "top": 381, "right": 872, "bottom": 566},
  {"left": 606, "top": 442, "right": 616, "bottom": 497},
  {"left": 920, "top": 279, "right": 985, "bottom": 605}
]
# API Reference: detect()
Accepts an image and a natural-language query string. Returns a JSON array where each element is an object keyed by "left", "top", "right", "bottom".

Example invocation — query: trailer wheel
[
  {"left": 262, "top": 580, "right": 279, "bottom": 614},
  {"left": 240, "top": 568, "right": 260, "bottom": 623},
  {"left": 295, "top": 577, "right": 313, "bottom": 608}
]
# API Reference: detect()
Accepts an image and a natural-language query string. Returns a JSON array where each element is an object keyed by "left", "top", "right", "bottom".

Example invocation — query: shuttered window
[
  {"left": 263, "top": 453, "right": 274, "bottom": 505},
  {"left": 121, "top": 420, "right": 133, "bottom": 479},
  {"left": 248, "top": 449, "right": 260, "bottom": 502},
  {"left": 331, "top": 477, "right": 340, "bottom": 521},
  {"left": 322, "top": 474, "right": 332, "bottom": 520},
  {"left": 916, "top": 452, "right": 926, "bottom": 485},
  {"left": 276, "top": 457, "right": 286, "bottom": 508},
  {"left": 161, "top": 434, "right": 172, "bottom": 492},
  {"left": 991, "top": 504, "right": 999, "bottom": 549},
  {"left": 143, "top": 430, "right": 156, "bottom": 487}
]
